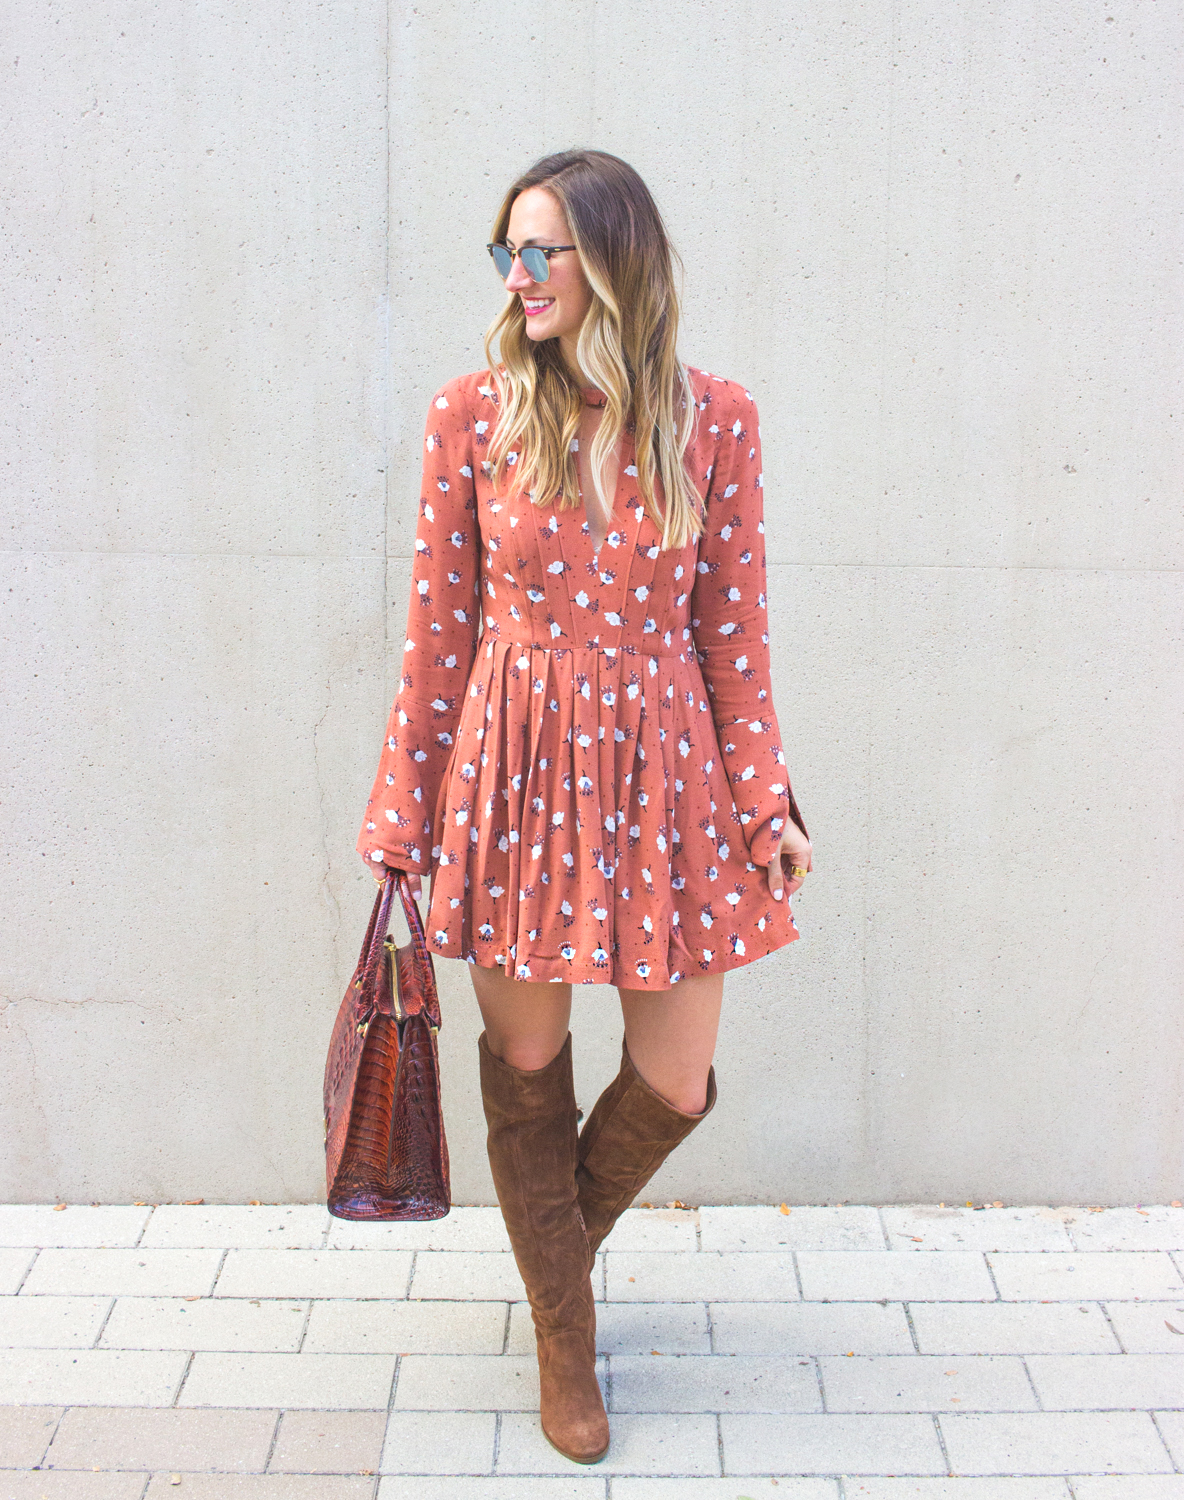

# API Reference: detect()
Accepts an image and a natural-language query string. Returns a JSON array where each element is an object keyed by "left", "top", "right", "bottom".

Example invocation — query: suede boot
[
  {"left": 576, "top": 1036, "right": 717, "bottom": 1258},
  {"left": 478, "top": 1030, "right": 609, "bottom": 1465}
]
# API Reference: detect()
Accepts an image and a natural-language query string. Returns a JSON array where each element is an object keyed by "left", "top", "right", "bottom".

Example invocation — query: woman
[{"left": 357, "top": 148, "right": 812, "bottom": 1465}]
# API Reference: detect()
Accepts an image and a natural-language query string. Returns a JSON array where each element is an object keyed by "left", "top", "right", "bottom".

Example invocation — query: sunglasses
[{"left": 487, "top": 242, "right": 577, "bottom": 283}]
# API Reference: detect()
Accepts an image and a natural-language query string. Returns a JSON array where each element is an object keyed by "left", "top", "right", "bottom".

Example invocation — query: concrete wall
[{"left": 3, "top": 0, "right": 1181, "bottom": 1205}]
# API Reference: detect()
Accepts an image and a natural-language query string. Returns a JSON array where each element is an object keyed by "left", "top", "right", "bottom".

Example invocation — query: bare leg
[
  {"left": 468, "top": 963, "right": 573, "bottom": 1071},
  {"left": 616, "top": 971, "right": 724, "bottom": 1115}
]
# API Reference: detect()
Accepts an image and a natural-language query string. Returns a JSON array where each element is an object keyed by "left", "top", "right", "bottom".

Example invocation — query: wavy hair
[{"left": 482, "top": 149, "right": 703, "bottom": 551}]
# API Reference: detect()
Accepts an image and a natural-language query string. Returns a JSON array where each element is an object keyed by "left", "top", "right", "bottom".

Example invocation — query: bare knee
[{"left": 470, "top": 964, "right": 572, "bottom": 1072}]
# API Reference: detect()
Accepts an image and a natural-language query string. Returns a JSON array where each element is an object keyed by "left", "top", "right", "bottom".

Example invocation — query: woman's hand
[
  {"left": 365, "top": 853, "right": 426, "bottom": 903},
  {"left": 765, "top": 819, "right": 812, "bottom": 903}
]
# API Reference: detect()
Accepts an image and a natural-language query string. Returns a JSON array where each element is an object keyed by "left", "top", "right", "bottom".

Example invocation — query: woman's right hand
[{"left": 364, "top": 853, "right": 425, "bottom": 903}]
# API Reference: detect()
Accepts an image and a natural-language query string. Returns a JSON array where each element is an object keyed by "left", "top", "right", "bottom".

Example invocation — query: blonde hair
[{"left": 482, "top": 149, "right": 703, "bottom": 551}]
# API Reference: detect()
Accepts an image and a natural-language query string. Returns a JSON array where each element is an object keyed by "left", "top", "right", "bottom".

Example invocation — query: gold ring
[{"left": 789, "top": 865, "right": 809, "bottom": 879}]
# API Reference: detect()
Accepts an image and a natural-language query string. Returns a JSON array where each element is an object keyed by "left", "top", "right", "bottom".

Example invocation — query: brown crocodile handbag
[{"left": 323, "top": 868, "right": 450, "bottom": 1220}]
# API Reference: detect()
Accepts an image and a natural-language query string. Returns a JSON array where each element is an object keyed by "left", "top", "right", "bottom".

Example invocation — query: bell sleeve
[
  {"left": 357, "top": 379, "right": 482, "bottom": 874},
  {"left": 689, "top": 382, "right": 808, "bottom": 872}
]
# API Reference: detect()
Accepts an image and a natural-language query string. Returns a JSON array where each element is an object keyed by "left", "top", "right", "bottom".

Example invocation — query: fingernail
[{"left": 773, "top": 888, "right": 783, "bottom": 900}]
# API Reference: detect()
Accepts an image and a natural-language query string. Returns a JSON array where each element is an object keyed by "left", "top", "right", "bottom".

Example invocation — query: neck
[{"left": 559, "top": 332, "right": 586, "bottom": 385}]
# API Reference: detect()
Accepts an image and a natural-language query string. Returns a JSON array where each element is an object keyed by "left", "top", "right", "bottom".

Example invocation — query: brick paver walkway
[{"left": 1, "top": 1202, "right": 1183, "bottom": 1497}]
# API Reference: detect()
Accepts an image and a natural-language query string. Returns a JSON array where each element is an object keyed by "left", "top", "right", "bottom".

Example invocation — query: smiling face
[{"left": 502, "top": 186, "right": 594, "bottom": 361}]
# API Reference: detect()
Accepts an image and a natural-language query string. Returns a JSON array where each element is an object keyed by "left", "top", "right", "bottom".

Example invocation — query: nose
[{"left": 504, "top": 254, "right": 536, "bottom": 294}]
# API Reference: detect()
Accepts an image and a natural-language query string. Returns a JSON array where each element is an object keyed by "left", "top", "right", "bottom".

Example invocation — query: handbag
[{"left": 323, "top": 867, "right": 451, "bottom": 1220}]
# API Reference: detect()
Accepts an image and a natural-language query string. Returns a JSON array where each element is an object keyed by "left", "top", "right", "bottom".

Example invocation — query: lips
[{"left": 522, "top": 298, "right": 554, "bottom": 318}]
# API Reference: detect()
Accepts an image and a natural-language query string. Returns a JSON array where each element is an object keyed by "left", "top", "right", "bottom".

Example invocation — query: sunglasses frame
[{"left": 487, "top": 242, "right": 577, "bottom": 283}]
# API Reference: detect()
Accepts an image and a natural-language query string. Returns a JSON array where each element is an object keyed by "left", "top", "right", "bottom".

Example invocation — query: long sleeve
[
  {"left": 690, "top": 382, "right": 808, "bottom": 872},
  {"left": 357, "top": 378, "right": 482, "bottom": 874}
]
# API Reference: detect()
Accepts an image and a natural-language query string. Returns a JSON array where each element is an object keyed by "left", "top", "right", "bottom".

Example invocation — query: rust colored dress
[{"left": 357, "top": 365, "right": 808, "bottom": 989}]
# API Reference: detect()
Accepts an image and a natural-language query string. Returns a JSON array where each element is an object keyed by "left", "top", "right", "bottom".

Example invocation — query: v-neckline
[{"left": 576, "top": 392, "right": 622, "bottom": 555}]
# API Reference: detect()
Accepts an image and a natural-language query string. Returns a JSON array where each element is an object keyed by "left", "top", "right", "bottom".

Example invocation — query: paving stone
[
  {"left": 720, "top": 1412, "right": 946, "bottom": 1474},
  {"left": 327, "top": 1207, "right": 510, "bottom": 1252},
  {"left": 1069, "top": 1207, "right": 1184, "bottom": 1252},
  {"left": 819, "top": 1354, "right": 1035, "bottom": 1412},
  {"left": 496, "top": 1410, "right": 719, "bottom": 1476},
  {"left": 45, "top": 1406, "right": 278, "bottom": 1471},
  {"left": 0, "top": 1405, "right": 62, "bottom": 1466},
  {"left": 140, "top": 1206, "right": 330, "bottom": 1249},
  {"left": 0, "top": 1476, "right": 146, "bottom": 1498},
  {"left": 0, "top": 1207, "right": 151, "bottom": 1250},
  {"left": 699, "top": 1205, "right": 884, "bottom": 1252},
  {"left": 610, "top": 1353, "right": 821, "bottom": 1412},
  {"left": 939, "top": 1411, "right": 1173, "bottom": 1474},
  {"left": 395, "top": 1353, "right": 539, "bottom": 1410},
  {"left": 0, "top": 1296, "right": 111, "bottom": 1348},
  {"left": 100, "top": 1296, "right": 307, "bottom": 1352},
  {"left": 214, "top": 1250, "right": 412, "bottom": 1300},
  {"left": 22, "top": 1249, "right": 222, "bottom": 1298},
  {"left": 1069, "top": 1479, "right": 1184, "bottom": 1499},
  {"left": 1104, "top": 1300, "right": 1184, "bottom": 1352},
  {"left": 378, "top": 1479, "right": 605, "bottom": 1499},
  {"left": 143, "top": 1479, "right": 375, "bottom": 1498},
  {"left": 881, "top": 1207, "right": 1076, "bottom": 1253},
  {"left": 910, "top": 1301, "right": 1120, "bottom": 1354},
  {"left": 268, "top": 1409, "right": 387, "bottom": 1473},
  {"left": 379, "top": 1410, "right": 496, "bottom": 1473},
  {"left": 797, "top": 1252, "right": 994, "bottom": 1302},
  {"left": 988, "top": 1252, "right": 1184, "bottom": 1301},
  {"left": 179, "top": 1352, "right": 396, "bottom": 1409},
  {"left": 1026, "top": 1353, "right": 1184, "bottom": 1410},
  {"left": 507, "top": 1299, "right": 711, "bottom": 1356},
  {"left": 705, "top": 1296, "right": 912, "bottom": 1356},
  {"left": 1159, "top": 1409, "right": 1184, "bottom": 1465},
  {"left": 613, "top": 1482, "right": 838, "bottom": 1499},
  {"left": 605, "top": 1252, "right": 799, "bottom": 1303},
  {"left": 710, "top": 1300, "right": 914, "bottom": 1355},
  {"left": 0, "top": 1250, "right": 37, "bottom": 1294},
  {"left": 304, "top": 1298, "right": 506, "bottom": 1354},
  {"left": 408, "top": 1252, "right": 527, "bottom": 1302},
  {"left": 843, "top": 1483, "right": 1070, "bottom": 1498},
  {"left": 600, "top": 1209, "right": 698, "bottom": 1253},
  {"left": 0, "top": 1349, "right": 188, "bottom": 1406},
  {"left": 844, "top": 1483, "right": 1070, "bottom": 1499}
]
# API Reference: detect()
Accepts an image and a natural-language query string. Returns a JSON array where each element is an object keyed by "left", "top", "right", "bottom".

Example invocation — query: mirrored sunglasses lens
[
  {"left": 491, "top": 245, "right": 513, "bottom": 278},
  {"left": 521, "top": 248, "right": 550, "bottom": 282}
]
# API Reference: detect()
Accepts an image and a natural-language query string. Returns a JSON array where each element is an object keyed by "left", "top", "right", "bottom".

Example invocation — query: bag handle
[
  {"left": 358, "top": 869, "right": 398, "bottom": 1001},
  {"left": 391, "top": 869, "right": 442, "bottom": 1031}
]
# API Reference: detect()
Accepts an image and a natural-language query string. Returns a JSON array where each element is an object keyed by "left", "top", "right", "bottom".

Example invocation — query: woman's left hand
[{"left": 766, "top": 820, "right": 813, "bottom": 903}]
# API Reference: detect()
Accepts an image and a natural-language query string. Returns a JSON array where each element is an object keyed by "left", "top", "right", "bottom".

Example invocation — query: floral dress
[{"left": 357, "top": 364, "right": 808, "bottom": 988}]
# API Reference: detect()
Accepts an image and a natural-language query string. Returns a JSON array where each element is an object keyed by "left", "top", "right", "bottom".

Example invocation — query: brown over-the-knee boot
[
  {"left": 576, "top": 1036, "right": 717, "bottom": 1258},
  {"left": 478, "top": 1030, "right": 609, "bottom": 1465}
]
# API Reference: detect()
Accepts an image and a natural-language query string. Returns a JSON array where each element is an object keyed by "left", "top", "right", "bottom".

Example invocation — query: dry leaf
[
  {"left": 1172, "top": 1201, "right": 1182, "bottom": 1208},
  {"left": 639, "top": 1202, "right": 654, "bottom": 1210},
  {"left": 651, "top": 1349, "right": 662, "bottom": 1355},
  {"left": 992, "top": 1201, "right": 1004, "bottom": 1208},
  {"left": 846, "top": 1350, "right": 855, "bottom": 1357},
  {"left": 53, "top": 1204, "right": 67, "bottom": 1212},
  {"left": 910, "top": 1236, "right": 924, "bottom": 1243},
  {"left": 184, "top": 1296, "right": 200, "bottom": 1302},
  {"left": 779, "top": 1203, "right": 790, "bottom": 1215},
  {"left": 249, "top": 1200, "right": 262, "bottom": 1206},
  {"left": 1166, "top": 1321, "right": 1184, "bottom": 1336},
  {"left": 170, "top": 1476, "right": 182, "bottom": 1486},
  {"left": 133, "top": 1202, "right": 148, "bottom": 1207},
  {"left": 182, "top": 1199, "right": 204, "bottom": 1206},
  {"left": 628, "top": 1276, "right": 636, "bottom": 1283}
]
